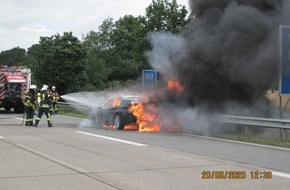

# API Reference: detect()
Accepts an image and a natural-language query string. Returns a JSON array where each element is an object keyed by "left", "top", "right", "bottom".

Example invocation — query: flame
[
  {"left": 102, "top": 124, "right": 115, "bottom": 129},
  {"left": 128, "top": 102, "right": 161, "bottom": 132},
  {"left": 111, "top": 98, "right": 121, "bottom": 107},
  {"left": 167, "top": 80, "right": 183, "bottom": 92},
  {"left": 124, "top": 124, "right": 138, "bottom": 130}
]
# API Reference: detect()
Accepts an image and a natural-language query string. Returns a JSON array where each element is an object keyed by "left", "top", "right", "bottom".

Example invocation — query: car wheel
[
  {"left": 4, "top": 107, "right": 11, "bottom": 112},
  {"left": 114, "top": 114, "right": 124, "bottom": 130}
]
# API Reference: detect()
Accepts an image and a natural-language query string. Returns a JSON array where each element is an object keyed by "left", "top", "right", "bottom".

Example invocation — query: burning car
[
  {"left": 91, "top": 95, "right": 144, "bottom": 130},
  {"left": 91, "top": 95, "right": 162, "bottom": 132}
]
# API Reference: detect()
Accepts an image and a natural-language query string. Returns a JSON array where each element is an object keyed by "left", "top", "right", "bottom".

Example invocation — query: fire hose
[
  {"left": 20, "top": 111, "right": 25, "bottom": 126},
  {"left": 0, "top": 103, "right": 27, "bottom": 126},
  {"left": 0, "top": 112, "right": 25, "bottom": 126}
]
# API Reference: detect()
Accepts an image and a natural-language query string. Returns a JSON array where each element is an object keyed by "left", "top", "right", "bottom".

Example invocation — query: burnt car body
[{"left": 91, "top": 95, "right": 142, "bottom": 130}]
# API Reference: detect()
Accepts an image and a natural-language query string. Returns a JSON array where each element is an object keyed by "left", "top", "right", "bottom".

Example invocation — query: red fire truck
[{"left": 0, "top": 65, "right": 31, "bottom": 112}]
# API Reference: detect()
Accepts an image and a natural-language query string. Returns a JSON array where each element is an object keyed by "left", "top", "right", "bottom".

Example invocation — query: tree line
[{"left": 0, "top": 0, "right": 191, "bottom": 95}]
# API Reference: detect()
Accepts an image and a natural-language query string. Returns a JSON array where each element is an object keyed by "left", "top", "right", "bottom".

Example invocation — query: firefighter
[
  {"left": 51, "top": 86, "right": 59, "bottom": 114},
  {"left": 22, "top": 84, "right": 37, "bottom": 126},
  {"left": 37, "top": 84, "right": 48, "bottom": 107},
  {"left": 34, "top": 85, "right": 53, "bottom": 127},
  {"left": 36, "top": 87, "right": 42, "bottom": 109},
  {"left": 23, "top": 90, "right": 34, "bottom": 126},
  {"left": 28, "top": 84, "right": 37, "bottom": 125}
]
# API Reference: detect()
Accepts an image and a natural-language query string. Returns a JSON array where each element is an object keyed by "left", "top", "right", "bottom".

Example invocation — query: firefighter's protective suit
[
  {"left": 23, "top": 90, "right": 34, "bottom": 126},
  {"left": 34, "top": 86, "right": 53, "bottom": 127},
  {"left": 51, "top": 86, "right": 59, "bottom": 114}
]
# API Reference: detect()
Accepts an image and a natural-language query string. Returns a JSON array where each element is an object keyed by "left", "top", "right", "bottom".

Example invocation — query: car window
[
  {"left": 103, "top": 96, "right": 144, "bottom": 108},
  {"left": 122, "top": 97, "right": 142, "bottom": 106},
  {"left": 103, "top": 97, "right": 122, "bottom": 108},
  {"left": 122, "top": 99, "right": 133, "bottom": 107},
  {"left": 103, "top": 99, "right": 111, "bottom": 108},
  {"left": 111, "top": 98, "right": 122, "bottom": 107}
]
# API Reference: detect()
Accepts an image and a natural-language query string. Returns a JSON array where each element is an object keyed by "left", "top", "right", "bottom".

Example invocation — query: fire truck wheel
[
  {"left": 114, "top": 114, "right": 124, "bottom": 130},
  {"left": 13, "top": 107, "right": 23, "bottom": 113},
  {"left": 4, "top": 107, "right": 11, "bottom": 111}
]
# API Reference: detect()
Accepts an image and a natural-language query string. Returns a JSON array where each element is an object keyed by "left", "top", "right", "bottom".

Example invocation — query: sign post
[
  {"left": 279, "top": 25, "right": 290, "bottom": 95},
  {"left": 142, "top": 70, "right": 157, "bottom": 88},
  {"left": 279, "top": 25, "right": 290, "bottom": 140}
]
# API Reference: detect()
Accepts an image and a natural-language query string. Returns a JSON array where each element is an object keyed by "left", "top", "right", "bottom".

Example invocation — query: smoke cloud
[
  {"left": 147, "top": 0, "right": 290, "bottom": 116},
  {"left": 64, "top": 0, "right": 289, "bottom": 134}
]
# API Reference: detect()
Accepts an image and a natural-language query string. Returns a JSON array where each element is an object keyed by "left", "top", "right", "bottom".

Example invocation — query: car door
[
  {"left": 101, "top": 99, "right": 113, "bottom": 125},
  {"left": 107, "top": 97, "right": 122, "bottom": 124},
  {"left": 102, "top": 97, "right": 122, "bottom": 125}
]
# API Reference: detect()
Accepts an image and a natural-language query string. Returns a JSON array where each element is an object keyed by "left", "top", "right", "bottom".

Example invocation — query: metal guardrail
[
  {"left": 59, "top": 101, "right": 290, "bottom": 129},
  {"left": 57, "top": 102, "right": 91, "bottom": 109},
  {"left": 213, "top": 115, "right": 290, "bottom": 130},
  {"left": 212, "top": 115, "right": 289, "bottom": 141}
]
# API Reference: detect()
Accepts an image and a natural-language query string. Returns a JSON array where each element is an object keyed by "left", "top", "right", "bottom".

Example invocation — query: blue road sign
[
  {"left": 142, "top": 70, "right": 157, "bottom": 87},
  {"left": 280, "top": 25, "right": 290, "bottom": 95}
]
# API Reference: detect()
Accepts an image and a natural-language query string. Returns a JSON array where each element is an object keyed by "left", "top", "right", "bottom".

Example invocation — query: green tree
[
  {"left": 24, "top": 44, "right": 41, "bottom": 85},
  {"left": 82, "top": 0, "right": 190, "bottom": 90},
  {"left": 109, "top": 15, "right": 147, "bottom": 81},
  {"left": 145, "top": 0, "right": 189, "bottom": 34},
  {"left": 83, "top": 18, "right": 115, "bottom": 90},
  {"left": 83, "top": 18, "right": 115, "bottom": 51},
  {"left": 0, "top": 47, "right": 26, "bottom": 66},
  {"left": 83, "top": 16, "right": 147, "bottom": 89},
  {"left": 30, "top": 32, "right": 87, "bottom": 94}
]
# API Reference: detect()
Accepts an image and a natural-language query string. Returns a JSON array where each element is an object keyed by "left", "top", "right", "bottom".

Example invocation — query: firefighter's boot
[
  {"left": 29, "top": 121, "right": 34, "bottom": 126},
  {"left": 48, "top": 121, "right": 53, "bottom": 127},
  {"left": 25, "top": 122, "right": 29, "bottom": 126},
  {"left": 34, "top": 120, "right": 39, "bottom": 127}
]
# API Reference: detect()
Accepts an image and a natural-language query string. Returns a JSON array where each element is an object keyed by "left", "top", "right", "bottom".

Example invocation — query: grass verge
[
  {"left": 57, "top": 106, "right": 89, "bottom": 118},
  {"left": 213, "top": 134, "right": 290, "bottom": 148}
]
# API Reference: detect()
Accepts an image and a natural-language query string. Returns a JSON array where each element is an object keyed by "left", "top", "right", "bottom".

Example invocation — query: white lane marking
[
  {"left": 14, "top": 116, "right": 289, "bottom": 151},
  {"left": 4, "top": 123, "right": 290, "bottom": 178},
  {"left": 15, "top": 117, "right": 42, "bottom": 124},
  {"left": 273, "top": 171, "right": 290, "bottom": 179},
  {"left": 188, "top": 134, "right": 290, "bottom": 151},
  {"left": 76, "top": 131, "right": 147, "bottom": 147}
]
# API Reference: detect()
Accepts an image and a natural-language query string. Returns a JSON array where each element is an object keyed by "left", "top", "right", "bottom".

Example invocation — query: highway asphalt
[{"left": 0, "top": 113, "right": 290, "bottom": 190}]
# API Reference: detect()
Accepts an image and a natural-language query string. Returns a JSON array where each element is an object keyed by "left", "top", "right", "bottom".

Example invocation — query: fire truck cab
[{"left": 0, "top": 65, "right": 31, "bottom": 112}]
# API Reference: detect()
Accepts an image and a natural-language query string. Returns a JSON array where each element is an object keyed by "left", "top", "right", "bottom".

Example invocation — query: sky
[{"left": 0, "top": 0, "right": 190, "bottom": 52}]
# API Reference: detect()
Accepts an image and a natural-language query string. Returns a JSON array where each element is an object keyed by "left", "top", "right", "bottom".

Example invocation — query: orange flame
[
  {"left": 111, "top": 98, "right": 121, "bottom": 107},
  {"left": 124, "top": 124, "right": 138, "bottom": 130},
  {"left": 102, "top": 124, "right": 115, "bottom": 129},
  {"left": 128, "top": 102, "right": 161, "bottom": 132},
  {"left": 167, "top": 80, "right": 183, "bottom": 92}
]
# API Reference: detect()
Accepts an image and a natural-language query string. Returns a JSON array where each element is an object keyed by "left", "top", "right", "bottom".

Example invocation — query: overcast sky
[{"left": 0, "top": 0, "right": 189, "bottom": 52}]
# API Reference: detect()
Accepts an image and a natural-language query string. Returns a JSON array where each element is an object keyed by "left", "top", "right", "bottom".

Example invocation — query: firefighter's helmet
[
  {"left": 41, "top": 86, "right": 48, "bottom": 91},
  {"left": 52, "top": 86, "right": 56, "bottom": 90},
  {"left": 30, "top": 84, "right": 37, "bottom": 89}
]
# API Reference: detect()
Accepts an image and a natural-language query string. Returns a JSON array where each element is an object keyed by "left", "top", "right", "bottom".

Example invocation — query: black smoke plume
[{"left": 146, "top": 0, "right": 290, "bottom": 115}]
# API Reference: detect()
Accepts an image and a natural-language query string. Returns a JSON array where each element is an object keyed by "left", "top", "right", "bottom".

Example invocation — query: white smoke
[{"left": 145, "top": 32, "right": 186, "bottom": 81}]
